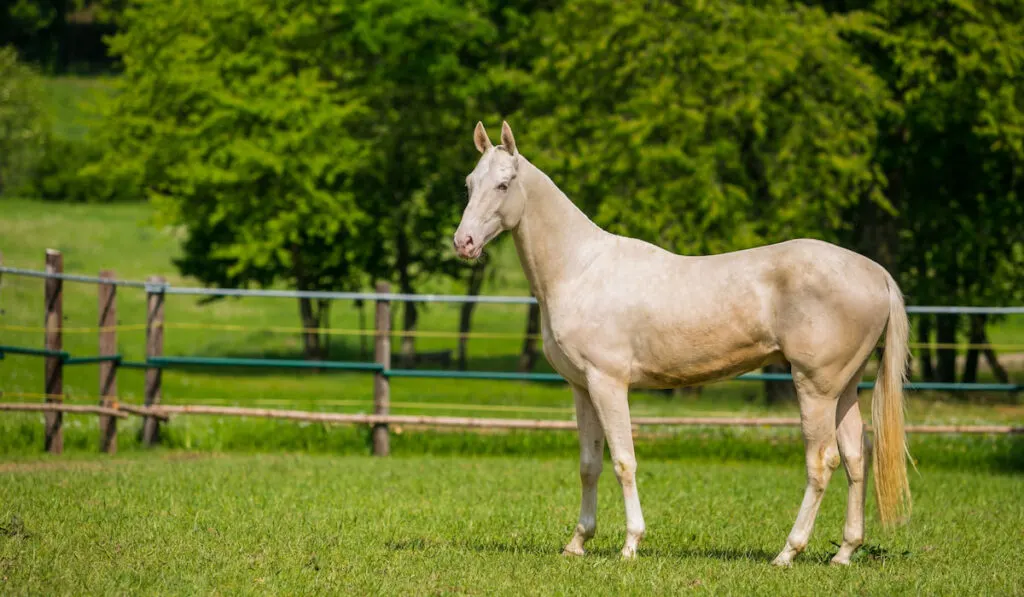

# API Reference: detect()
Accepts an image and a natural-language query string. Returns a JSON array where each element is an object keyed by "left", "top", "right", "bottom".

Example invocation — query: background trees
[
  {"left": 0, "top": 47, "right": 48, "bottom": 195},
  {"left": 3, "top": 0, "right": 1020, "bottom": 380},
  {"left": 829, "top": 0, "right": 1024, "bottom": 382}
]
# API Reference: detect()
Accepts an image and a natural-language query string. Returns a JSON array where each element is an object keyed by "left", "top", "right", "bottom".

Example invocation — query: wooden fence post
[
  {"left": 142, "top": 276, "right": 165, "bottom": 447},
  {"left": 373, "top": 281, "right": 391, "bottom": 456},
  {"left": 98, "top": 271, "right": 118, "bottom": 453},
  {"left": 44, "top": 249, "right": 63, "bottom": 454}
]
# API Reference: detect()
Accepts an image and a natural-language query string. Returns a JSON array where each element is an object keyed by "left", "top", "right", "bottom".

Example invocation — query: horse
[{"left": 452, "top": 121, "right": 911, "bottom": 566}]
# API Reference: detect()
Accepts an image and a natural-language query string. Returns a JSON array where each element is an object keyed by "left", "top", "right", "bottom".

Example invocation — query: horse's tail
[{"left": 872, "top": 271, "right": 912, "bottom": 528}]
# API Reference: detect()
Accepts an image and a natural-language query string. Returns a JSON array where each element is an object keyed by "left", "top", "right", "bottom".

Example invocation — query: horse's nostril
[{"left": 466, "top": 235, "right": 474, "bottom": 247}]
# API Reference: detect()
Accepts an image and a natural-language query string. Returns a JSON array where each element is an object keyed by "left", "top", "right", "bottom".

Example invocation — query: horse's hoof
[
  {"left": 771, "top": 555, "right": 793, "bottom": 568},
  {"left": 562, "top": 546, "right": 585, "bottom": 557},
  {"left": 620, "top": 546, "right": 637, "bottom": 560},
  {"left": 830, "top": 555, "right": 852, "bottom": 566}
]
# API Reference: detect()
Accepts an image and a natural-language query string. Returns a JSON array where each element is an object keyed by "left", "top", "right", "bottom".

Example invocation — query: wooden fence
[{"left": 0, "top": 248, "right": 1021, "bottom": 456}]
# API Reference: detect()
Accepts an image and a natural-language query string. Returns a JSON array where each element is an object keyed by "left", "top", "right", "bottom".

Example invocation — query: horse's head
[{"left": 453, "top": 121, "right": 526, "bottom": 260}]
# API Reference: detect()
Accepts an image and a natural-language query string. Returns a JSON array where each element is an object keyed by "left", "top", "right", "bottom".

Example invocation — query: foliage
[
  {"left": 526, "top": 0, "right": 891, "bottom": 255},
  {"left": 834, "top": 0, "right": 1024, "bottom": 305},
  {"left": 19, "top": 134, "right": 137, "bottom": 202},
  {"left": 0, "top": 1, "right": 86, "bottom": 71},
  {"left": 94, "top": 0, "right": 557, "bottom": 358},
  {"left": 0, "top": 47, "right": 49, "bottom": 196},
  {"left": 96, "top": 0, "right": 390, "bottom": 356},
  {"left": 825, "top": 0, "right": 1024, "bottom": 381}
]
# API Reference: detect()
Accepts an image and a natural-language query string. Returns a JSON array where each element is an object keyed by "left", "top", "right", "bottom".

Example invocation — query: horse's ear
[
  {"left": 474, "top": 121, "right": 492, "bottom": 154},
  {"left": 501, "top": 121, "right": 517, "bottom": 155}
]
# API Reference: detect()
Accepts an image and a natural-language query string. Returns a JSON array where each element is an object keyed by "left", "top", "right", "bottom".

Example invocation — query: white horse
[{"left": 453, "top": 122, "right": 911, "bottom": 565}]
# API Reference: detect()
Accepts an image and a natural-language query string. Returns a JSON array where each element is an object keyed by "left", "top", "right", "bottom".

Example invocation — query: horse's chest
[{"left": 540, "top": 315, "right": 588, "bottom": 386}]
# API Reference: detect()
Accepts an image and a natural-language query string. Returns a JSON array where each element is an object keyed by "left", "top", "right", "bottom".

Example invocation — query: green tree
[
  {"left": 98, "top": 0, "right": 376, "bottom": 360},
  {"left": 833, "top": 0, "right": 1024, "bottom": 382},
  {"left": 0, "top": 47, "right": 48, "bottom": 195},
  {"left": 529, "top": 0, "right": 891, "bottom": 257},
  {"left": 525, "top": 0, "right": 891, "bottom": 396},
  {"left": 97, "top": 0, "right": 549, "bottom": 362},
  {"left": 343, "top": 0, "right": 554, "bottom": 365}
]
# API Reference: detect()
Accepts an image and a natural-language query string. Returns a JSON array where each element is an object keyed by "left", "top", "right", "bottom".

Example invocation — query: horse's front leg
[
  {"left": 563, "top": 384, "right": 605, "bottom": 556},
  {"left": 586, "top": 371, "right": 645, "bottom": 559}
]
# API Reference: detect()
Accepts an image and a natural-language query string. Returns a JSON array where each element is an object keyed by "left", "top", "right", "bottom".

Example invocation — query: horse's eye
[{"left": 497, "top": 182, "right": 508, "bottom": 192}]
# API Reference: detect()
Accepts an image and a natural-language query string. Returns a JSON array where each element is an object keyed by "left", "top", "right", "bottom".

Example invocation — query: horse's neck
[{"left": 512, "top": 158, "right": 606, "bottom": 303}]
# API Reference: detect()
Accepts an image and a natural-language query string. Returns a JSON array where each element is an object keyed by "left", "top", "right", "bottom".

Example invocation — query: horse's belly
[{"left": 628, "top": 343, "right": 781, "bottom": 390}]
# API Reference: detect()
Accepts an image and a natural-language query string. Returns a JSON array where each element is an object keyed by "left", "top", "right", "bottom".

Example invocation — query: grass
[{"left": 1, "top": 450, "right": 1021, "bottom": 595}]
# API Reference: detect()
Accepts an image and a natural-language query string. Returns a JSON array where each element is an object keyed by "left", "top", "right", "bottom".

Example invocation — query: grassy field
[
  {"left": 1, "top": 451, "right": 1021, "bottom": 595},
  {"left": 1, "top": 77, "right": 1021, "bottom": 596}
]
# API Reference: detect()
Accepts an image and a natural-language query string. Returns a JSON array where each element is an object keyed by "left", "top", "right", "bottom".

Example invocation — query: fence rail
[
  {"left": 3, "top": 264, "right": 1023, "bottom": 313},
  {"left": 1, "top": 252, "right": 1022, "bottom": 456}
]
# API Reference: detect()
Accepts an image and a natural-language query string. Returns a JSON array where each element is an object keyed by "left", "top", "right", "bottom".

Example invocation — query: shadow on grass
[{"left": 387, "top": 535, "right": 790, "bottom": 563}]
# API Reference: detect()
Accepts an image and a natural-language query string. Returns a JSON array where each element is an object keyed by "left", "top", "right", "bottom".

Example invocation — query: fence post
[
  {"left": 98, "top": 271, "right": 118, "bottom": 453},
  {"left": 142, "top": 276, "right": 165, "bottom": 447},
  {"left": 373, "top": 281, "right": 391, "bottom": 456},
  {"left": 44, "top": 249, "right": 63, "bottom": 454}
]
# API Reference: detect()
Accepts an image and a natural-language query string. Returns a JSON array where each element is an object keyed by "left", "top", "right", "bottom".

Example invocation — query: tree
[
  {"left": 97, "top": 0, "right": 553, "bottom": 362},
  {"left": 98, "top": 0, "right": 375, "bottom": 359},
  {"left": 0, "top": 47, "right": 48, "bottom": 195},
  {"left": 528, "top": 0, "right": 890, "bottom": 257},
  {"left": 338, "top": 0, "right": 556, "bottom": 366},
  {"left": 831, "top": 0, "right": 1024, "bottom": 382},
  {"left": 526, "top": 0, "right": 891, "bottom": 399}
]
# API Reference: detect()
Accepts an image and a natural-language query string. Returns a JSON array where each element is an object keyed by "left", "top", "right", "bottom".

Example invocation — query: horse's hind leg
[
  {"left": 832, "top": 372, "right": 869, "bottom": 565},
  {"left": 772, "top": 373, "right": 841, "bottom": 567}
]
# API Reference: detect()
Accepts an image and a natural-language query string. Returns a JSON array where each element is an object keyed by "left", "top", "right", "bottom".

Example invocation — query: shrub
[
  {"left": 0, "top": 46, "right": 48, "bottom": 195},
  {"left": 20, "top": 134, "right": 139, "bottom": 202}
]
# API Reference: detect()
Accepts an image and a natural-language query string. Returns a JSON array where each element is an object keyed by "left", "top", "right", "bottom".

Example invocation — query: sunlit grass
[{"left": 0, "top": 451, "right": 1020, "bottom": 595}]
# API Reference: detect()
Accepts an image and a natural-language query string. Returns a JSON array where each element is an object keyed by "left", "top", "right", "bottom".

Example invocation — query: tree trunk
[
  {"left": 963, "top": 315, "right": 985, "bottom": 384},
  {"left": 518, "top": 300, "right": 541, "bottom": 373},
  {"left": 400, "top": 302, "right": 418, "bottom": 368},
  {"left": 980, "top": 328, "right": 1010, "bottom": 385},
  {"left": 918, "top": 315, "right": 935, "bottom": 382},
  {"left": 763, "top": 362, "right": 795, "bottom": 406},
  {"left": 935, "top": 314, "right": 959, "bottom": 383},
  {"left": 457, "top": 262, "right": 487, "bottom": 371},
  {"left": 298, "top": 297, "right": 330, "bottom": 362},
  {"left": 356, "top": 299, "right": 368, "bottom": 360},
  {"left": 396, "top": 231, "right": 418, "bottom": 368}
]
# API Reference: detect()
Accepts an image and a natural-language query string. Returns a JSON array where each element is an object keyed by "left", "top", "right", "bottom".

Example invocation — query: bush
[
  {"left": 0, "top": 46, "right": 48, "bottom": 195},
  {"left": 20, "top": 134, "right": 139, "bottom": 202}
]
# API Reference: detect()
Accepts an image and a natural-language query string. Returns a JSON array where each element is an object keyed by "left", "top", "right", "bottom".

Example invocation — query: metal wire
[{"left": 3, "top": 265, "right": 1023, "bottom": 313}]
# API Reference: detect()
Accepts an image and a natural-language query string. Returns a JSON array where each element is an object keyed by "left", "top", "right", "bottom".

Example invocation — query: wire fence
[
  {"left": 1, "top": 259, "right": 1021, "bottom": 456},
  {"left": 3, "top": 265, "right": 1024, "bottom": 312}
]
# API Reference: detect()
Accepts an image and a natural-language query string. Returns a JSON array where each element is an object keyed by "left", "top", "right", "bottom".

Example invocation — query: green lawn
[{"left": 1, "top": 451, "right": 1021, "bottom": 595}]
